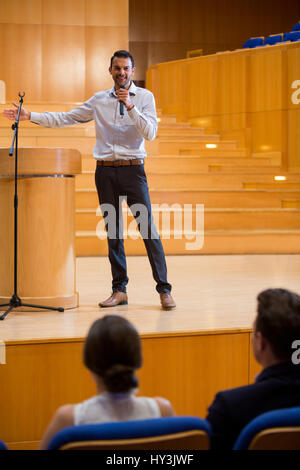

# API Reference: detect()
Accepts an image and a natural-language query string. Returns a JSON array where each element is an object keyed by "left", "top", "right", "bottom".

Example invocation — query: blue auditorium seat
[
  {"left": 264, "top": 34, "right": 283, "bottom": 46},
  {"left": 243, "top": 37, "right": 264, "bottom": 48},
  {"left": 233, "top": 407, "right": 300, "bottom": 450},
  {"left": 283, "top": 31, "right": 300, "bottom": 42},
  {"left": 0, "top": 440, "right": 8, "bottom": 450},
  {"left": 291, "top": 22, "right": 300, "bottom": 32},
  {"left": 47, "top": 416, "right": 212, "bottom": 450}
]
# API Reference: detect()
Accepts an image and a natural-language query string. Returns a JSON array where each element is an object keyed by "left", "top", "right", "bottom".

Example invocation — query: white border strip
[{"left": 0, "top": 340, "right": 6, "bottom": 364}]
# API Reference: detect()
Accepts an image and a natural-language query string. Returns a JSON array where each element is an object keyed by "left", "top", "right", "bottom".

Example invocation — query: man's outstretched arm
[{"left": 3, "top": 100, "right": 94, "bottom": 128}]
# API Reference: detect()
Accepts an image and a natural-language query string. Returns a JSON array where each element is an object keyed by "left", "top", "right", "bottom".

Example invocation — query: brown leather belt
[{"left": 97, "top": 159, "right": 143, "bottom": 167}]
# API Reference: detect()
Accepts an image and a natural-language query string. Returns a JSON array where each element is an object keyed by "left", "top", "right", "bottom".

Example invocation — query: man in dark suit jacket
[{"left": 206, "top": 288, "right": 300, "bottom": 449}]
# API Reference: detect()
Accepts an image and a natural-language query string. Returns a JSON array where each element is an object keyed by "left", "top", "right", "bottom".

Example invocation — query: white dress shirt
[{"left": 30, "top": 82, "right": 158, "bottom": 161}]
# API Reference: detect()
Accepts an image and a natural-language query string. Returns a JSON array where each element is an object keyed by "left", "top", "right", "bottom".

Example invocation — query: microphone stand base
[{"left": 0, "top": 294, "right": 64, "bottom": 320}]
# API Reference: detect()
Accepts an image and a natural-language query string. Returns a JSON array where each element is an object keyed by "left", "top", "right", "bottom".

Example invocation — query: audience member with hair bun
[{"left": 40, "top": 315, "right": 174, "bottom": 449}]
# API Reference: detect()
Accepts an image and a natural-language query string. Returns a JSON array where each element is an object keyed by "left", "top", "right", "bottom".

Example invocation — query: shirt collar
[
  {"left": 255, "top": 361, "right": 300, "bottom": 383},
  {"left": 109, "top": 81, "right": 137, "bottom": 98}
]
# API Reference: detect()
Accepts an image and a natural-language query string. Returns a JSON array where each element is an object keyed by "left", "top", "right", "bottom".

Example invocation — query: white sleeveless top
[{"left": 74, "top": 391, "right": 161, "bottom": 425}]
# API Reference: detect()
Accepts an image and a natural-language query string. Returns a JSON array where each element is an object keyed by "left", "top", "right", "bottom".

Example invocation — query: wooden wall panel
[
  {"left": 155, "top": 61, "right": 184, "bottom": 116},
  {"left": 139, "top": 332, "right": 249, "bottom": 418},
  {"left": 250, "top": 110, "right": 284, "bottom": 155},
  {"left": 249, "top": 47, "right": 285, "bottom": 112},
  {"left": 287, "top": 45, "right": 300, "bottom": 171},
  {"left": 187, "top": 58, "right": 219, "bottom": 120},
  {"left": 0, "top": 0, "right": 42, "bottom": 24},
  {"left": 130, "top": 0, "right": 300, "bottom": 82},
  {"left": 86, "top": 0, "right": 129, "bottom": 27},
  {"left": 147, "top": 42, "right": 190, "bottom": 70},
  {"left": 0, "top": 331, "right": 250, "bottom": 449},
  {"left": 217, "top": 52, "right": 247, "bottom": 116},
  {"left": 0, "top": 24, "right": 42, "bottom": 102},
  {"left": 249, "top": 345, "right": 263, "bottom": 383},
  {"left": 147, "top": 41, "right": 300, "bottom": 168},
  {"left": 128, "top": 0, "right": 149, "bottom": 42},
  {"left": 287, "top": 45, "right": 300, "bottom": 108},
  {"left": 85, "top": 26, "right": 129, "bottom": 98},
  {"left": 288, "top": 110, "right": 300, "bottom": 171},
  {"left": 41, "top": 25, "right": 85, "bottom": 102},
  {"left": 0, "top": 341, "right": 93, "bottom": 443},
  {"left": 0, "top": 0, "right": 129, "bottom": 102},
  {"left": 41, "top": 0, "right": 85, "bottom": 25},
  {"left": 218, "top": 112, "right": 248, "bottom": 136}
]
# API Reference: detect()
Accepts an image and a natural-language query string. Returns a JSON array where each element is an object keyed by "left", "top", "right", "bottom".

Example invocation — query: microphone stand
[{"left": 0, "top": 93, "right": 64, "bottom": 320}]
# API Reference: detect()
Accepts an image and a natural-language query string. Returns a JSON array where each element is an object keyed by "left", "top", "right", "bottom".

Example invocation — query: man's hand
[
  {"left": 3, "top": 102, "right": 31, "bottom": 121},
  {"left": 116, "top": 88, "right": 134, "bottom": 111}
]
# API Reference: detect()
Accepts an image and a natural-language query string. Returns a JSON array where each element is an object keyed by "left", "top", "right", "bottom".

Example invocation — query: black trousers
[{"left": 95, "top": 163, "right": 172, "bottom": 294}]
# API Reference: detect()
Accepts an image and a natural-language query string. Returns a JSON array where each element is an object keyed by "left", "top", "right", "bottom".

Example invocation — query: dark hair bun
[
  {"left": 83, "top": 316, "right": 142, "bottom": 393},
  {"left": 103, "top": 364, "right": 138, "bottom": 393}
]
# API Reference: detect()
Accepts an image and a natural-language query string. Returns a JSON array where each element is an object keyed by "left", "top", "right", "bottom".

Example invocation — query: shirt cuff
[
  {"left": 127, "top": 105, "right": 142, "bottom": 122},
  {"left": 30, "top": 111, "right": 42, "bottom": 124}
]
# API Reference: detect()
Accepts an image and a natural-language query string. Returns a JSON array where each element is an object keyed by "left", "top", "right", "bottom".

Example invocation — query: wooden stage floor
[
  {"left": 1, "top": 254, "right": 300, "bottom": 343},
  {"left": 1, "top": 253, "right": 300, "bottom": 449}
]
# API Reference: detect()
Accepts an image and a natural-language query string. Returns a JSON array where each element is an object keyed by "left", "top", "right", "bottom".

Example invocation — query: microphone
[{"left": 120, "top": 85, "right": 125, "bottom": 116}]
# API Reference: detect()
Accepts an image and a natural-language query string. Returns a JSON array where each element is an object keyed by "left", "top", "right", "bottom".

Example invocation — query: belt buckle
[{"left": 113, "top": 161, "right": 119, "bottom": 167}]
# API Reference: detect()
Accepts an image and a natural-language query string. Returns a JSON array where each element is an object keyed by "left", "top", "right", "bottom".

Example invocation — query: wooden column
[{"left": 0, "top": 148, "right": 81, "bottom": 310}]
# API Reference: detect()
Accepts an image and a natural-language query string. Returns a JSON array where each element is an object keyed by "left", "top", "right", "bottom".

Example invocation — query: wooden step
[
  {"left": 149, "top": 189, "right": 300, "bottom": 208},
  {"left": 151, "top": 155, "right": 274, "bottom": 165},
  {"left": 282, "top": 199, "right": 300, "bottom": 208},
  {"left": 75, "top": 188, "right": 300, "bottom": 210},
  {"left": 156, "top": 134, "right": 221, "bottom": 143},
  {"left": 75, "top": 229, "right": 300, "bottom": 256},
  {"left": 0, "top": 126, "right": 95, "bottom": 137},
  {"left": 243, "top": 182, "right": 300, "bottom": 189},
  {"left": 0, "top": 135, "right": 95, "bottom": 154},
  {"left": 208, "top": 165, "right": 283, "bottom": 173},
  {"left": 1, "top": 131, "right": 244, "bottom": 158},
  {"left": 80, "top": 155, "right": 277, "bottom": 172},
  {"left": 145, "top": 140, "right": 243, "bottom": 156},
  {"left": 157, "top": 126, "right": 206, "bottom": 137},
  {"left": 75, "top": 172, "right": 300, "bottom": 190},
  {"left": 0, "top": 102, "right": 83, "bottom": 112},
  {"left": 0, "top": 110, "right": 224, "bottom": 143},
  {"left": 157, "top": 121, "right": 192, "bottom": 129},
  {"left": 156, "top": 112, "right": 178, "bottom": 124},
  {"left": 75, "top": 207, "right": 300, "bottom": 232},
  {"left": 177, "top": 148, "right": 246, "bottom": 156},
  {"left": 148, "top": 140, "right": 243, "bottom": 156}
]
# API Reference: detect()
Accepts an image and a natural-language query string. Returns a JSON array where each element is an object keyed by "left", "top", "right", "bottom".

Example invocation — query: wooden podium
[{"left": 0, "top": 148, "right": 81, "bottom": 310}]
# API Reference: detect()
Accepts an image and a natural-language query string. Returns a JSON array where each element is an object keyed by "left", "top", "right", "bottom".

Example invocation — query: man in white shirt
[{"left": 3, "top": 50, "right": 175, "bottom": 310}]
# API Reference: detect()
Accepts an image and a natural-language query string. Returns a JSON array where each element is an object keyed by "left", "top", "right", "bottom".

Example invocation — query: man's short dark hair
[
  {"left": 256, "top": 288, "right": 300, "bottom": 361},
  {"left": 110, "top": 50, "right": 134, "bottom": 69}
]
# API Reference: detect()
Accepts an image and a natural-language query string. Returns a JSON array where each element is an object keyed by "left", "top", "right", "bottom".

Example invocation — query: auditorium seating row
[
  {"left": 1, "top": 408, "right": 300, "bottom": 450},
  {"left": 243, "top": 21, "right": 300, "bottom": 48}
]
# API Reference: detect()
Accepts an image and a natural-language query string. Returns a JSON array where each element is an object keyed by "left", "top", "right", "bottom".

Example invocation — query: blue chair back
[
  {"left": 233, "top": 407, "right": 300, "bottom": 450},
  {"left": 0, "top": 440, "right": 8, "bottom": 450},
  {"left": 283, "top": 31, "right": 300, "bottom": 42},
  {"left": 243, "top": 37, "right": 264, "bottom": 49},
  {"left": 47, "top": 416, "right": 211, "bottom": 450},
  {"left": 291, "top": 22, "right": 300, "bottom": 32},
  {"left": 264, "top": 34, "right": 283, "bottom": 46}
]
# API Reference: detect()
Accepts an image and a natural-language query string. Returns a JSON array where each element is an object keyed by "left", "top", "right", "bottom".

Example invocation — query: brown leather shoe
[
  {"left": 160, "top": 292, "right": 176, "bottom": 310},
  {"left": 98, "top": 291, "right": 128, "bottom": 308}
]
